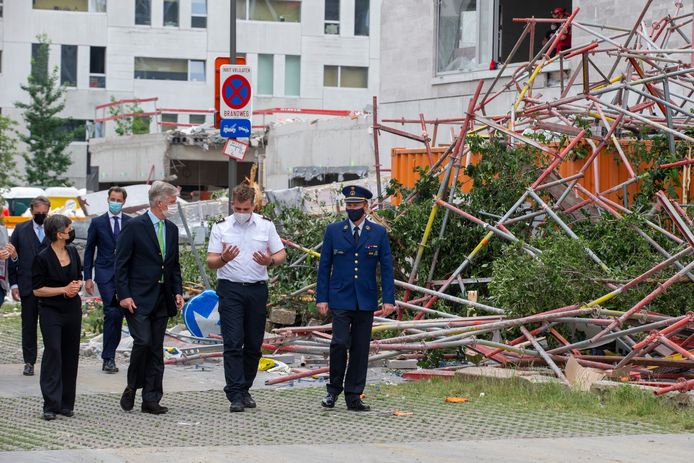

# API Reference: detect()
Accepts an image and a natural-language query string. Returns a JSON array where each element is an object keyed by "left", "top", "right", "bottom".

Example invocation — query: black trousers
[
  {"left": 217, "top": 279, "right": 268, "bottom": 403},
  {"left": 39, "top": 306, "right": 81, "bottom": 413},
  {"left": 102, "top": 304, "right": 124, "bottom": 360},
  {"left": 327, "top": 309, "right": 374, "bottom": 403},
  {"left": 20, "top": 294, "right": 40, "bottom": 365},
  {"left": 124, "top": 288, "right": 168, "bottom": 404}
]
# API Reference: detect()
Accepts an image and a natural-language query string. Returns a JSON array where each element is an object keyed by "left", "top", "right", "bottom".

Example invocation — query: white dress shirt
[{"left": 208, "top": 213, "right": 284, "bottom": 283}]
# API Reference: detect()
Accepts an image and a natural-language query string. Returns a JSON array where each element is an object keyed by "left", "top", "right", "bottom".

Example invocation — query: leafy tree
[
  {"left": 108, "top": 96, "right": 151, "bottom": 136},
  {"left": 15, "top": 34, "right": 75, "bottom": 186},
  {"left": 0, "top": 114, "right": 18, "bottom": 188}
]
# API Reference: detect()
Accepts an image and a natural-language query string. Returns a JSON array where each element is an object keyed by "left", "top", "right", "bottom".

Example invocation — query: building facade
[
  {"left": 377, "top": 0, "right": 685, "bottom": 153},
  {"left": 0, "top": 0, "right": 381, "bottom": 188}
]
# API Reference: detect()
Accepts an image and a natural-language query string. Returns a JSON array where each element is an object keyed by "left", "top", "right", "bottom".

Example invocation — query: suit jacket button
[
  {"left": 354, "top": 267, "right": 358, "bottom": 271},
  {"left": 354, "top": 275, "right": 358, "bottom": 279},
  {"left": 354, "top": 260, "right": 358, "bottom": 264},
  {"left": 354, "top": 253, "right": 358, "bottom": 257}
]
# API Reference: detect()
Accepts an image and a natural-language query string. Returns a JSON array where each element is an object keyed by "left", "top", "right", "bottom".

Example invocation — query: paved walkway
[
  {"left": 0, "top": 308, "right": 691, "bottom": 462},
  {"left": 1, "top": 434, "right": 692, "bottom": 463}
]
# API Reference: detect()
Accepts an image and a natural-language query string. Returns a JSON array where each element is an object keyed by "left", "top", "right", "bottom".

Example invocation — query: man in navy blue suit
[
  {"left": 84, "top": 186, "right": 130, "bottom": 374},
  {"left": 8, "top": 196, "right": 50, "bottom": 376},
  {"left": 115, "top": 181, "right": 184, "bottom": 415},
  {"left": 316, "top": 185, "right": 395, "bottom": 411}
]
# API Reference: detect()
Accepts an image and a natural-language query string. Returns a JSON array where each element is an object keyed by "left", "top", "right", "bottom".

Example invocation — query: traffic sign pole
[{"left": 228, "top": 0, "right": 237, "bottom": 215}]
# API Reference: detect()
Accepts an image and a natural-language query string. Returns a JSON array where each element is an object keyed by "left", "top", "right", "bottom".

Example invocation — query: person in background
[
  {"left": 31, "top": 214, "right": 82, "bottom": 421},
  {"left": 84, "top": 186, "right": 131, "bottom": 374},
  {"left": 316, "top": 185, "right": 396, "bottom": 412},
  {"left": 543, "top": 7, "right": 572, "bottom": 56},
  {"left": 115, "top": 181, "right": 184, "bottom": 415},
  {"left": 8, "top": 196, "right": 51, "bottom": 376},
  {"left": 0, "top": 225, "right": 12, "bottom": 306}
]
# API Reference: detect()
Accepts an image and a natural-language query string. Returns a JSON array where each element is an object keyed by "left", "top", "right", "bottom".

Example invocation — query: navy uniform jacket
[
  {"left": 316, "top": 218, "right": 395, "bottom": 311},
  {"left": 9, "top": 220, "right": 48, "bottom": 298},
  {"left": 83, "top": 212, "right": 131, "bottom": 306},
  {"left": 114, "top": 213, "right": 182, "bottom": 317}
]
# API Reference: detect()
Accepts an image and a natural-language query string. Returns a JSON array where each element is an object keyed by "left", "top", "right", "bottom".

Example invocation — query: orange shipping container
[{"left": 391, "top": 142, "right": 693, "bottom": 206}]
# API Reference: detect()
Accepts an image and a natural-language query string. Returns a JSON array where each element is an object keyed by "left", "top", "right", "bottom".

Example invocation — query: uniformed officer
[
  {"left": 317, "top": 185, "right": 395, "bottom": 411},
  {"left": 207, "top": 183, "right": 286, "bottom": 413}
]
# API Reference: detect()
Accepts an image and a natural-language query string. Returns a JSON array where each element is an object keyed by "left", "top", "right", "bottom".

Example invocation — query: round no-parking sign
[{"left": 219, "top": 65, "right": 253, "bottom": 119}]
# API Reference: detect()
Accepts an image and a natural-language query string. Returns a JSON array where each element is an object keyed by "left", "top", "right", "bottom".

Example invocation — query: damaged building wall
[
  {"left": 89, "top": 133, "right": 169, "bottom": 185},
  {"left": 263, "top": 114, "right": 375, "bottom": 190}
]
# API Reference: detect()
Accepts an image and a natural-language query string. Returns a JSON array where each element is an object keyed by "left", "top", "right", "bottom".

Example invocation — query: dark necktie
[
  {"left": 353, "top": 226, "right": 360, "bottom": 242},
  {"left": 113, "top": 216, "right": 120, "bottom": 239}
]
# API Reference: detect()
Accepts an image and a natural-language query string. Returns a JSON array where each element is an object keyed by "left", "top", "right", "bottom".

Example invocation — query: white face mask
[{"left": 234, "top": 212, "right": 251, "bottom": 224}]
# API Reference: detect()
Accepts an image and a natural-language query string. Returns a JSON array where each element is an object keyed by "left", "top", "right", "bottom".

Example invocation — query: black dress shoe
[
  {"left": 120, "top": 387, "right": 135, "bottom": 411},
  {"left": 102, "top": 359, "right": 118, "bottom": 374},
  {"left": 346, "top": 399, "right": 371, "bottom": 412},
  {"left": 58, "top": 409, "right": 74, "bottom": 417},
  {"left": 321, "top": 393, "right": 336, "bottom": 409},
  {"left": 43, "top": 411, "right": 56, "bottom": 421},
  {"left": 229, "top": 401, "right": 245, "bottom": 413},
  {"left": 141, "top": 402, "right": 168, "bottom": 415},
  {"left": 23, "top": 363, "right": 34, "bottom": 376},
  {"left": 242, "top": 393, "right": 256, "bottom": 409}
]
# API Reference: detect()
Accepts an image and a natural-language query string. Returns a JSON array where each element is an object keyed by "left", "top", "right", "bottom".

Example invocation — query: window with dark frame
[
  {"left": 135, "top": 0, "right": 151, "bottom": 25},
  {"left": 89, "top": 46, "right": 106, "bottom": 88},
  {"left": 324, "top": 0, "right": 339, "bottom": 35},
  {"left": 191, "top": 0, "right": 207, "bottom": 28},
  {"left": 323, "top": 65, "right": 367, "bottom": 88},
  {"left": 31, "top": 43, "right": 49, "bottom": 81},
  {"left": 354, "top": 0, "right": 369, "bottom": 36},
  {"left": 61, "top": 45, "right": 78, "bottom": 87},
  {"left": 163, "top": 0, "right": 179, "bottom": 27}
]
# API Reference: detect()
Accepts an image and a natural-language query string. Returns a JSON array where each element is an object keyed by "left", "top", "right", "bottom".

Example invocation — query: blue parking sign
[{"left": 220, "top": 118, "right": 251, "bottom": 138}]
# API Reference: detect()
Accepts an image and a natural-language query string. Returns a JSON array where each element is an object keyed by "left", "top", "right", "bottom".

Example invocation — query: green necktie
[
  {"left": 157, "top": 220, "right": 165, "bottom": 258},
  {"left": 157, "top": 221, "right": 165, "bottom": 283}
]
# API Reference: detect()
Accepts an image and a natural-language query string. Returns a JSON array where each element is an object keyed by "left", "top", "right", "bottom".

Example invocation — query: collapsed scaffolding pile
[{"left": 262, "top": 3, "right": 694, "bottom": 395}]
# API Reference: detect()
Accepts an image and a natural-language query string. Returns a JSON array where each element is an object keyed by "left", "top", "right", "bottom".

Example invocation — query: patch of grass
[{"left": 371, "top": 376, "right": 694, "bottom": 432}]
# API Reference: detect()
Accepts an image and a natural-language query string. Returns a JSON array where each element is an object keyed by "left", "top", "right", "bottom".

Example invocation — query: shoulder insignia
[
  {"left": 343, "top": 224, "right": 349, "bottom": 230},
  {"left": 215, "top": 218, "right": 226, "bottom": 224},
  {"left": 262, "top": 215, "right": 272, "bottom": 221},
  {"left": 365, "top": 224, "right": 371, "bottom": 231}
]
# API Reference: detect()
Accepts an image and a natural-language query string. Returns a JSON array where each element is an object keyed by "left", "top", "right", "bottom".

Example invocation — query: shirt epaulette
[{"left": 215, "top": 218, "right": 226, "bottom": 224}]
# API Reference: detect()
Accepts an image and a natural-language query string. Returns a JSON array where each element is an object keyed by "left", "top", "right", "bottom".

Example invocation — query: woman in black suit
[{"left": 32, "top": 214, "right": 82, "bottom": 421}]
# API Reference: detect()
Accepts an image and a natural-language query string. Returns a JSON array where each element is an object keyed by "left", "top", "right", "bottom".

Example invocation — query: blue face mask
[
  {"left": 347, "top": 208, "right": 365, "bottom": 223},
  {"left": 109, "top": 201, "right": 123, "bottom": 214}
]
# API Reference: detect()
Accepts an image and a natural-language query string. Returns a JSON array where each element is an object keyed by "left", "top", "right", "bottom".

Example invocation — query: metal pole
[{"left": 227, "top": 0, "right": 238, "bottom": 215}]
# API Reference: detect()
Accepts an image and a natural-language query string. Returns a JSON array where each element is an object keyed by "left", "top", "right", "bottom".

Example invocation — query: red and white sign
[
  {"left": 219, "top": 65, "right": 253, "bottom": 119},
  {"left": 223, "top": 138, "right": 248, "bottom": 161}
]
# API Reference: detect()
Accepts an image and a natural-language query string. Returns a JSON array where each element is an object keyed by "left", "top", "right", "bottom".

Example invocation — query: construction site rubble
[{"left": 252, "top": 3, "right": 694, "bottom": 399}]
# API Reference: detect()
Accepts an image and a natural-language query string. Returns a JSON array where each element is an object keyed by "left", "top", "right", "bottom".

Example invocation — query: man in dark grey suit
[
  {"left": 8, "top": 196, "right": 51, "bottom": 376},
  {"left": 115, "top": 181, "right": 184, "bottom": 415}
]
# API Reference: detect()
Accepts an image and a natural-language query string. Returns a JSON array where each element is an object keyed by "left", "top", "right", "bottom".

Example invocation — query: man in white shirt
[{"left": 207, "top": 183, "right": 286, "bottom": 412}]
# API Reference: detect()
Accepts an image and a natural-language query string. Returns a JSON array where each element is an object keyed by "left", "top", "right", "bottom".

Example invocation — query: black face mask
[
  {"left": 33, "top": 213, "right": 47, "bottom": 225},
  {"left": 347, "top": 208, "right": 365, "bottom": 222},
  {"left": 64, "top": 230, "right": 76, "bottom": 245}
]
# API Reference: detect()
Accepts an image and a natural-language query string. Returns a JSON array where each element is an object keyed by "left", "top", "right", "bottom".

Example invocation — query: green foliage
[
  {"left": 0, "top": 115, "right": 18, "bottom": 188},
  {"left": 625, "top": 136, "right": 684, "bottom": 209},
  {"left": 491, "top": 214, "right": 694, "bottom": 318},
  {"left": 108, "top": 96, "right": 151, "bottom": 136},
  {"left": 82, "top": 300, "right": 104, "bottom": 337},
  {"left": 15, "top": 35, "right": 75, "bottom": 186},
  {"left": 266, "top": 206, "right": 340, "bottom": 311},
  {"left": 381, "top": 136, "right": 540, "bottom": 295}
]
